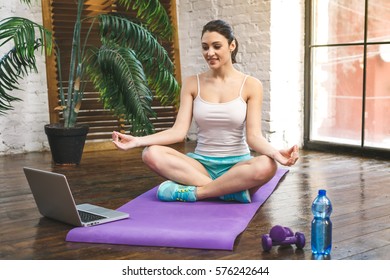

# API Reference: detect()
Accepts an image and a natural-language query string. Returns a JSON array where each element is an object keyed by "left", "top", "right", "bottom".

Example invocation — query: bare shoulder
[
  {"left": 245, "top": 75, "right": 263, "bottom": 89},
  {"left": 181, "top": 75, "right": 198, "bottom": 98},
  {"left": 182, "top": 75, "right": 198, "bottom": 88},
  {"left": 243, "top": 75, "right": 263, "bottom": 101}
]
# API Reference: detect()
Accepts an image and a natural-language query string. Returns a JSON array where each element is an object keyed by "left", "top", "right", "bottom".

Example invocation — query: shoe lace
[{"left": 175, "top": 187, "right": 193, "bottom": 201}]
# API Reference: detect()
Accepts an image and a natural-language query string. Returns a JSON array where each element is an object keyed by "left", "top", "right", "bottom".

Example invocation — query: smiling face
[{"left": 201, "top": 31, "right": 236, "bottom": 69}]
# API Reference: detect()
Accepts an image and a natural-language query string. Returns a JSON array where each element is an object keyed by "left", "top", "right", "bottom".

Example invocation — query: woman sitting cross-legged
[{"left": 112, "top": 19, "right": 299, "bottom": 203}]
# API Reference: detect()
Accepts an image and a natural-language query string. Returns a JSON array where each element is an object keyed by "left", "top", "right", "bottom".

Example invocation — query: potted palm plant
[{"left": 1, "top": 0, "right": 180, "bottom": 164}]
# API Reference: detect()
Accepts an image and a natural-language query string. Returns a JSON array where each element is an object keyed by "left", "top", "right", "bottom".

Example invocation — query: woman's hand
[
  {"left": 273, "top": 145, "right": 299, "bottom": 166},
  {"left": 112, "top": 131, "right": 139, "bottom": 151}
]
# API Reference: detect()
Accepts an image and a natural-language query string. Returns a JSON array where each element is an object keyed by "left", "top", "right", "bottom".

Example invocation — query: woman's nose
[{"left": 207, "top": 48, "right": 215, "bottom": 57}]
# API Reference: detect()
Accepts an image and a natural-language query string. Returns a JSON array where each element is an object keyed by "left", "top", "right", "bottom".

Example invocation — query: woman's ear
[{"left": 230, "top": 40, "right": 236, "bottom": 52}]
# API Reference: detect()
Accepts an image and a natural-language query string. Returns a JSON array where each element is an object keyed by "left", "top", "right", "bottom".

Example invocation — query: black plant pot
[{"left": 44, "top": 124, "right": 89, "bottom": 165}]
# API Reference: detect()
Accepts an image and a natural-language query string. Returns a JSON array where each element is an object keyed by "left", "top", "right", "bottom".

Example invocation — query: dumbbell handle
[
  {"left": 273, "top": 233, "right": 305, "bottom": 247},
  {"left": 262, "top": 232, "right": 306, "bottom": 251}
]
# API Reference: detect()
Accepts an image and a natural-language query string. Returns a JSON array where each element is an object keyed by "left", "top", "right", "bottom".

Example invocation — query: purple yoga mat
[{"left": 66, "top": 168, "right": 288, "bottom": 250}]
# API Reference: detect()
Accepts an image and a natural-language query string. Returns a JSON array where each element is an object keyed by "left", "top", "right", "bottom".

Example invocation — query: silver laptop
[{"left": 23, "top": 167, "right": 129, "bottom": 227}]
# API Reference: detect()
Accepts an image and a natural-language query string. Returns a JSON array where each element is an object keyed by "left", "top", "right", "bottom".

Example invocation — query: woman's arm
[
  {"left": 244, "top": 77, "right": 299, "bottom": 166},
  {"left": 112, "top": 76, "right": 197, "bottom": 150}
]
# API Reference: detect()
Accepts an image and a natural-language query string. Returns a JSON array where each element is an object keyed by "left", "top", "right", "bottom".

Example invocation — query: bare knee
[
  {"left": 251, "top": 156, "right": 277, "bottom": 183},
  {"left": 142, "top": 145, "right": 163, "bottom": 170}
]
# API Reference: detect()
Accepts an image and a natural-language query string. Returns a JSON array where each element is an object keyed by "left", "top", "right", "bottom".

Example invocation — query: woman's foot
[
  {"left": 157, "top": 180, "right": 197, "bottom": 202},
  {"left": 219, "top": 190, "right": 251, "bottom": 203}
]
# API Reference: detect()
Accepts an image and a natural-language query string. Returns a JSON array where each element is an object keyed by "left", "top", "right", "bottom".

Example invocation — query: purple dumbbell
[
  {"left": 269, "top": 225, "right": 294, "bottom": 242},
  {"left": 262, "top": 225, "right": 306, "bottom": 252}
]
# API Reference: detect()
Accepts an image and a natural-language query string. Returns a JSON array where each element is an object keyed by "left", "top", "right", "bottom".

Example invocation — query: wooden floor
[{"left": 1, "top": 141, "right": 389, "bottom": 260}]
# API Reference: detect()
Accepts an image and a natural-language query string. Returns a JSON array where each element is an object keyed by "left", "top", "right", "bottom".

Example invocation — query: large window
[{"left": 306, "top": 0, "right": 390, "bottom": 154}]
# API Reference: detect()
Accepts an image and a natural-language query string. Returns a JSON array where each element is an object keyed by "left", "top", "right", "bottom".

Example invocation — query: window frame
[{"left": 304, "top": 0, "right": 390, "bottom": 158}]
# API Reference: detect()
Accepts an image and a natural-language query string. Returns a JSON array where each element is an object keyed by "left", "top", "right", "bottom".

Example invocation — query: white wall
[
  {"left": 0, "top": 0, "right": 305, "bottom": 155},
  {"left": 0, "top": 1, "right": 50, "bottom": 155},
  {"left": 269, "top": 0, "right": 304, "bottom": 148}
]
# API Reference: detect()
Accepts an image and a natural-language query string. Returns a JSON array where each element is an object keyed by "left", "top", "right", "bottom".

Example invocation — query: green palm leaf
[
  {"left": 0, "top": 16, "right": 52, "bottom": 114},
  {"left": 19, "top": 0, "right": 33, "bottom": 5},
  {"left": 141, "top": 56, "right": 180, "bottom": 106},
  {"left": 0, "top": 17, "right": 52, "bottom": 62},
  {"left": 118, "top": 0, "right": 173, "bottom": 39},
  {"left": 97, "top": 14, "right": 180, "bottom": 106},
  {"left": 98, "top": 13, "right": 173, "bottom": 71},
  {"left": 0, "top": 39, "right": 42, "bottom": 113},
  {"left": 87, "top": 45, "right": 155, "bottom": 135}
]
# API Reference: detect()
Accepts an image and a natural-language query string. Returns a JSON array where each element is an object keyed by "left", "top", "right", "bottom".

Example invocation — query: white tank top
[{"left": 193, "top": 74, "right": 250, "bottom": 157}]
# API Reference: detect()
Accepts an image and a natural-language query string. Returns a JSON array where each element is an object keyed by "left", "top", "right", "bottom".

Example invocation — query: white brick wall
[
  {"left": 0, "top": 0, "right": 304, "bottom": 155},
  {"left": 0, "top": 1, "right": 49, "bottom": 155}
]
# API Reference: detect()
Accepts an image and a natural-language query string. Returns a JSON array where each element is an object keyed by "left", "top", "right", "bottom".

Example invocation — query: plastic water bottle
[{"left": 311, "top": 189, "right": 332, "bottom": 255}]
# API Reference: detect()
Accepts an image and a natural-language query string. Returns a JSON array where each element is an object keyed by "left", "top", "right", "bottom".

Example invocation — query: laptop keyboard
[{"left": 78, "top": 210, "right": 106, "bottom": 223}]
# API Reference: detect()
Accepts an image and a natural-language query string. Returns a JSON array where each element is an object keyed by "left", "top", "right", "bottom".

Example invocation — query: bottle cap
[{"left": 319, "top": 189, "right": 326, "bottom": 196}]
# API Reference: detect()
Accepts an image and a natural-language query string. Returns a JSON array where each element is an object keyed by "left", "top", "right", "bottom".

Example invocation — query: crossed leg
[{"left": 142, "top": 145, "right": 277, "bottom": 200}]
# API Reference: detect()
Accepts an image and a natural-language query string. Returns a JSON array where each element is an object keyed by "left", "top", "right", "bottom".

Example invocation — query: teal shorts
[{"left": 186, "top": 152, "right": 252, "bottom": 180}]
